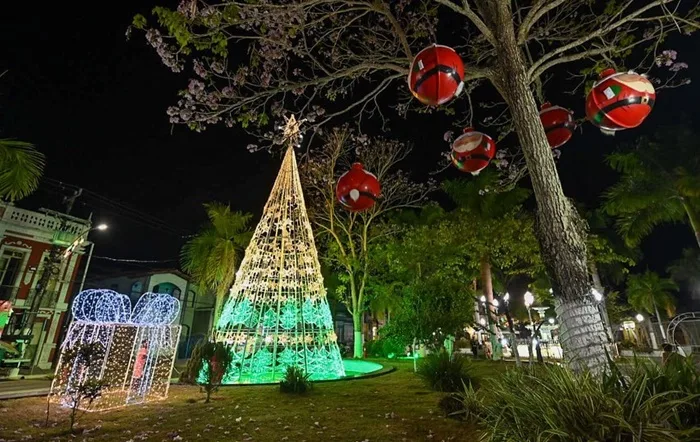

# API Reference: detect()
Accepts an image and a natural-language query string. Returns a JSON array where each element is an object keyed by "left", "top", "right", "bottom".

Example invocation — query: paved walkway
[{"left": 0, "top": 379, "right": 52, "bottom": 400}]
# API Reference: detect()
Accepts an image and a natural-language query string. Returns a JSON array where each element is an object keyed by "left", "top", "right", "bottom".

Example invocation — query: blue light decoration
[{"left": 50, "top": 289, "right": 181, "bottom": 411}]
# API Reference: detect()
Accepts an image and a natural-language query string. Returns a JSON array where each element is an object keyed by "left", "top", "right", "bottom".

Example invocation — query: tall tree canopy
[
  {"left": 604, "top": 126, "right": 700, "bottom": 248},
  {"left": 134, "top": 0, "right": 699, "bottom": 372},
  {"left": 180, "top": 202, "right": 253, "bottom": 325},
  {"left": 300, "top": 127, "right": 432, "bottom": 357}
]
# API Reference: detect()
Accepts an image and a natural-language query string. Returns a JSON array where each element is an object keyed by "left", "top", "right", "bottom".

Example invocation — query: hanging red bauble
[
  {"left": 585, "top": 68, "right": 656, "bottom": 134},
  {"left": 408, "top": 44, "right": 465, "bottom": 106},
  {"left": 451, "top": 128, "right": 496, "bottom": 175},
  {"left": 539, "top": 102, "right": 576, "bottom": 149},
  {"left": 336, "top": 163, "right": 381, "bottom": 212}
]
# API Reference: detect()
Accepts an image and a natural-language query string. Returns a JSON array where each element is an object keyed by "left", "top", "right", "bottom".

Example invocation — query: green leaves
[
  {"left": 626, "top": 270, "right": 678, "bottom": 318},
  {"left": 0, "top": 139, "right": 45, "bottom": 202}
]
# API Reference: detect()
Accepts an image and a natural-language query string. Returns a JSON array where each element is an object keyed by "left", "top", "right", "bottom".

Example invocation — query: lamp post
[
  {"left": 76, "top": 223, "right": 107, "bottom": 293},
  {"left": 524, "top": 291, "right": 535, "bottom": 365},
  {"left": 636, "top": 313, "right": 658, "bottom": 350},
  {"left": 500, "top": 292, "right": 522, "bottom": 367}
]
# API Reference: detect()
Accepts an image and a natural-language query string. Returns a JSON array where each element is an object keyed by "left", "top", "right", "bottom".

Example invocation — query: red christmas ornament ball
[
  {"left": 451, "top": 128, "right": 496, "bottom": 175},
  {"left": 336, "top": 163, "right": 381, "bottom": 212},
  {"left": 585, "top": 68, "right": 655, "bottom": 134},
  {"left": 408, "top": 44, "right": 465, "bottom": 106},
  {"left": 539, "top": 102, "right": 576, "bottom": 149}
]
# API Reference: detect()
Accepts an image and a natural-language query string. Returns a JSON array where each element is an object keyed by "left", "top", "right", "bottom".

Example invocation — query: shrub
[
  {"left": 437, "top": 393, "right": 464, "bottom": 419},
  {"left": 366, "top": 336, "right": 407, "bottom": 358},
  {"left": 457, "top": 356, "right": 700, "bottom": 442},
  {"left": 181, "top": 341, "right": 233, "bottom": 403},
  {"left": 416, "top": 351, "right": 476, "bottom": 392},
  {"left": 280, "top": 366, "right": 312, "bottom": 394}
]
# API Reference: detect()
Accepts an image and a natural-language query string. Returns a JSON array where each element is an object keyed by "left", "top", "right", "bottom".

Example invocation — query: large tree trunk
[
  {"left": 483, "top": 2, "right": 609, "bottom": 373},
  {"left": 480, "top": 256, "right": 500, "bottom": 361}
]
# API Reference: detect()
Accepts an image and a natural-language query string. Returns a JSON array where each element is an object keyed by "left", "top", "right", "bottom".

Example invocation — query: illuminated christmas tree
[{"left": 215, "top": 116, "right": 345, "bottom": 383}]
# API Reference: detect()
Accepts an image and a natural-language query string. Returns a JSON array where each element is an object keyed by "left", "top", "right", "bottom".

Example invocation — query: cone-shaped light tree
[
  {"left": 214, "top": 116, "right": 345, "bottom": 383},
  {"left": 133, "top": 1, "right": 699, "bottom": 372}
]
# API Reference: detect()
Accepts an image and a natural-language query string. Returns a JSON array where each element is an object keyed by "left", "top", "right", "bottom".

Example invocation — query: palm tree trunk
[
  {"left": 480, "top": 256, "right": 500, "bottom": 361},
  {"left": 485, "top": 1, "right": 609, "bottom": 373},
  {"left": 681, "top": 198, "right": 700, "bottom": 248},
  {"left": 652, "top": 299, "right": 667, "bottom": 341}
]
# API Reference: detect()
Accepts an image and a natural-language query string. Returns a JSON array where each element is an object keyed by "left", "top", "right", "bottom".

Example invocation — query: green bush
[
  {"left": 416, "top": 352, "right": 476, "bottom": 392},
  {"left": 280, "top": 366, "right": 312, "bottom": 394},
  {"left": 181, "top": 340, "right": 233, "bottom": 403},
  {"left": 457, "top": 356, "right": 700, "bottom": 442},
  {"left": 437, "top": 393, "right": 464, "bottom": 419},
  {"left": 366, "top": 336, "right": 407, "bottom": 358}
]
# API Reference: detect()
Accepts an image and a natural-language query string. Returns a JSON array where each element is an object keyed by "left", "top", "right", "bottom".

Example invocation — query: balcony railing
[
  {"left": 0, "top": 203, "right": 89, "bottom": 236},
  {"left": 0, "top": 285, "right": 59, "bottom": 309}
]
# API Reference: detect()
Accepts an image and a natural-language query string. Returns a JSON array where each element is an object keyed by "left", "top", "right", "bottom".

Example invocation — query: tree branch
[
  {"left": 433, "top": 0, "right": 496, "bottom": 46},
  {"left": 528, "top": 0, "right": 673, "bottom": 78},
  {"left": 517, "top": 0, "right": 569, "bottom": 44}
]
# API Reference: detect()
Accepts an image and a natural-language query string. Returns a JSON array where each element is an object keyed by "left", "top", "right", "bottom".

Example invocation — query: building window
[{"left": 0, "top": 250, "right": 25, "bottom": 301}]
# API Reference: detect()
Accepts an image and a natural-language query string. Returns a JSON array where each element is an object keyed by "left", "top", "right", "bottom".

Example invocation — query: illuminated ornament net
[
  {"left": 49, "top": 289, "right": 181, "bottom": 411},
  {"left": 215, "top": 146, "right": 345, "bottom": 383}
]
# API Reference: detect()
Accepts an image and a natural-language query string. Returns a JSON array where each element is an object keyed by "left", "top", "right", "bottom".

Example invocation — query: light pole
[
  {"left": 76, "top": 223, "right": 107, "bottom": 293},
  {"left": 524, "top": 290, "right": 535, "bottom": 365},
  {"left": 501, "top": 292, "right": 522, "bottom": 367},
  {"left": 636, "top": 313, "right": 658, "bottom": 350}
]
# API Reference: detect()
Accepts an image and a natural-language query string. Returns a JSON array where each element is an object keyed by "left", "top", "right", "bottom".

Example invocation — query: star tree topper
[{"left": 280, "top": 114, "right": 306, "bottom": 148}]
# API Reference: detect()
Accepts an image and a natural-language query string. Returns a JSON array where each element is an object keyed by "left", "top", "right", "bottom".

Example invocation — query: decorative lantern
[
  {"left": 585, "top": 68, "right": 655, "bottom": 134},
  {"left": 451, "top": 128, "right": 496, "bottom": 175},
  {"left": 539, "top": 102, "right": 576, "bottom": 149},
  {"left": 408, "top": 44, "right": 465, "bottom": 106},
  {"left": 336, "top": 163, "right": 381, "bottom": 212}
]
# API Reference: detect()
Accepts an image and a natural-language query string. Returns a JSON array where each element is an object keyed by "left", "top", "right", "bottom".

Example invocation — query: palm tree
[
  {"left": 181, "top": 202, "right": 253, "bottom": 327},
  {"left": 0, "top": 139, "right": 45, "bottom": 201},
  {"left": 603, "top": 125, "right": 700, "bottom": 248},
  {"left": 626, "top": 270, "right": 677, "bottom": 341}
]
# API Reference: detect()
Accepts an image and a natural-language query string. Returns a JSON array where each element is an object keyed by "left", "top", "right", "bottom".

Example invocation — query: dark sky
[{"left": 1, "top": 2, "right": 699, "bottom": 288}]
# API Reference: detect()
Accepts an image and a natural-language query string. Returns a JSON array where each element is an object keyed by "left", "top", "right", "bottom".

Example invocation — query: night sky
[{"left": 2, "top": 2, "right": 699, "bottom": 297}]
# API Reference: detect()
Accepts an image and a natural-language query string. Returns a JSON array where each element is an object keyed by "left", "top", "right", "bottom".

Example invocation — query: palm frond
[
  {"left": 626, "top": 271, "right": 678, "bottom": 319},
  {"left": 0, "top": 139, "right": 45, "bottom": 201}
]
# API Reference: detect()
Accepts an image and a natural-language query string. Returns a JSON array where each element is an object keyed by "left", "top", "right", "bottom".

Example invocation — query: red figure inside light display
[
  {"left": 539, "top": 102, "right": 576, "bottom": 149},
  {"left": 408, "top": 44, "right": 465, "bottom": 106},
  {"left": 336, "top": 163, "right": 381, "bottom": 212},
  {"left": 586, "top": 68, "right": 656, "bottom": 134},
  {"left": 451, "top": 128, "right": 496, "bottom": 175}
]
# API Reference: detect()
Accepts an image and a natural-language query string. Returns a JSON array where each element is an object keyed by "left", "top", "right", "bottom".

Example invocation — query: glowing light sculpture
[
  {"left": 214, "top": 120, "right": 345, "bottom": 383},
  {"left": 50, "top": 289, "right": 181, "bottom": 411}
]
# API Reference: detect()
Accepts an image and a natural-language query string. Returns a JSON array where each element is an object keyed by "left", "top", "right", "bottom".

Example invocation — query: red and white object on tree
[
  {"left": 539, "top": 102, "right": 576, "bottom": 149},
  {"left": 408, "top": 44, "right": 465, "bottom": 106},
  {"left": 336, "top": 163, "right": 381, "bottom": 212},
  {"left": 450, "top": 128, "right": 496, "bottom": 175},
  {"left": 586, "top": 68, "right": 656, "bottom": 134}
]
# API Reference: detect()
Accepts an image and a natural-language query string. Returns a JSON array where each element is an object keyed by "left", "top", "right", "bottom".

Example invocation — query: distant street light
[
  {"left": 96, "top": 223, "right": 108, "bottom": 231},
  {"left": 636, "top": 313, "right": 645, "bottom": 322},
  {"left": 524, "top": 291, "right": 535, "bottom": 365},
  {"left": 480, "top": 295, "right": 486, "bottom": 303},
  {"left": 592, "top": 288, "right": 603, "bottom": 302},
  {"left": 503, "top": 292, "right": 510, "bottom": 302},
  {"left": 548, "top": 318, "right": 555, "bottom": 325}
]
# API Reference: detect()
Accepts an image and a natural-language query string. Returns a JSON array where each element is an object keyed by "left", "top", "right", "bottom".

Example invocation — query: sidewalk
[{"left": 0, "top": 378, "right": 52, "bottom": 400}]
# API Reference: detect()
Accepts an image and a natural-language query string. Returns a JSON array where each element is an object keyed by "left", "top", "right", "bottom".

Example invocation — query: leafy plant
[
  {"left": 280, "top": 366, "right": 312, "bottom": 394},
  {"left": 181, "top": 340, "right": 233, "bottom": 403},
  {"left": 416, "top": 352, "right": 476, "bottom": 392},
  {"left": 457, "top": 357, "right": 700, "bottom": 442},
  {"left": 51, "top": 342, "right": 107, "bottom": 432},
  {"left": 0, "top": 139, "right": 45, "bottom": 201}
]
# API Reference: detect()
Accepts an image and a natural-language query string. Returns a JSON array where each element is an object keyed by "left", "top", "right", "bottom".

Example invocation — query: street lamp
[
  {"left": 503, "top": 292, "right": 510, "bottom": 302},
  {"left": 480, "top": 295, "right": 486, "bottom": 303},
  {"left": 96, "top": 223, "right": 108, "bottom": 231},
  {"left": 548, "top": 317, "right": 555, "bottom": 325},
  {"left": 524, "top": 291, "right": 535, "bottom": 364},
  {"left": 76, "top": 223, "right": 109, "bottom": 292},
  {"left": 592, "top": 288, "right": 603, "bottom": 302},
  {"left": 635, "top": 313, "right": 644, "bottom": 322}
]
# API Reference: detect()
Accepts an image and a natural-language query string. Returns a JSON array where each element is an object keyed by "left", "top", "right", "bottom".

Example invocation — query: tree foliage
[
  {"left": 604, "top": 126, "right": 700, "bottom": 248},
  {"left": 0, "top": 139, "right": 45, "bottom": 201},
  {"left": 626, "top": 270, "right": 678, "bottom": 319},
  {"left": 299, "top": 127, "right": 432, "bottom": 357},
  {"left": 180, "top": 202, "right": 253, "bottom": 323}
]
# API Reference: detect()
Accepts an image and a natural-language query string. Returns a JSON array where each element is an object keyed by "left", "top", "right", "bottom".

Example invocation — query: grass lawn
[{"left": 0, "top": 358, "right": 506, "bottom": 442}]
